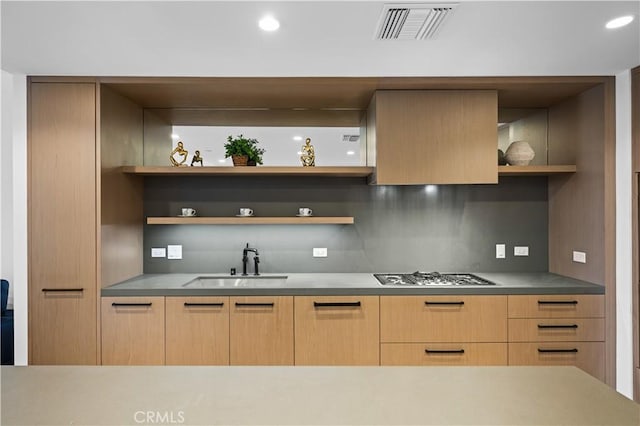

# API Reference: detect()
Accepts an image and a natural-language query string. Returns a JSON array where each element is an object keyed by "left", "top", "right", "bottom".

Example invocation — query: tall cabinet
[{"left": 28, "top": 82, "right": 98, "bottom": 364}]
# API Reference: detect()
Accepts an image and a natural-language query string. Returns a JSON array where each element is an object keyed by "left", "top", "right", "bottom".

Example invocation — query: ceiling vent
[
  {"left": 342, "top": 135, "right": 360, "bottom": 143},
  {"left": 375, "top": 3, "right": 458, "bottom": 40}
]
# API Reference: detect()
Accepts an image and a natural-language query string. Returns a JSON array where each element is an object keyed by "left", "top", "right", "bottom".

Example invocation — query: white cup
[
  {"left": 181, "top": 207, "right": 196, "bottom": 216},
  {"left": 298, "top": 207, "right": 313, "bottom": 216},
  {"left": 239, "top": 208, "right": 253, "bottom": 216}
]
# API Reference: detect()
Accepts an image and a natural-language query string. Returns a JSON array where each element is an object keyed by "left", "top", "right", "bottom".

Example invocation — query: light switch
[
  {"left": 313, "top": 248, "right": 328, "bottom": 257},
  {"left": 514, "top": 246, "right": 529, "bottom": 256},
  {"left": 496, "top": 244, "right": 506, "bottom": 259},
  {"left": 167, "top": 245, "right": 183, "bottom": 260},
  {"left": 573, "top": 251, "right": 586, "bottom": 263},
  {"left": 151, "top": 248, "right": 166, "bottom": 258}
]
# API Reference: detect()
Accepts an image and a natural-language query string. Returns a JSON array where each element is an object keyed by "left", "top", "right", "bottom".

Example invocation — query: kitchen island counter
[
  {"left": 2, "top": 366, "right": 636, "bottom": 425},
  {"left": 101, "top": 272, "right": 604, "bottom": 296}
]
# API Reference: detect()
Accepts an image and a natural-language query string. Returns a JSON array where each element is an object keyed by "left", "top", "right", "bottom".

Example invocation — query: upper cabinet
[{"left": 366, "top": 90, "right": 498, "bottom": 185}]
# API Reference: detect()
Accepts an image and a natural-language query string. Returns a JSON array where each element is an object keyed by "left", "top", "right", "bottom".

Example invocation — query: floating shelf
[
  {"left": 498, "top": 165, "right": 577, "bottom": 176},
  {"left": 147, "top": 216, "right": 355, "bottom": 225},
  {"left": 121, "top": 166, "right": 373, "bottom": 177}
]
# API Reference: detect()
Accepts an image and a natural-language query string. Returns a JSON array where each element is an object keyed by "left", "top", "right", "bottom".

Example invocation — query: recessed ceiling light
[
  {"left": 346, "top": 151, "right": 355, "bottom": 156},
  {"left": 259, "top": 15, "right": 280, "bottom": 32},
  {"left": 606, "top": 15, "right": 634, "bottom": 29},
  {"left": 297, "top": 151, "right": 303, "bottom": 155},
  {"left": 293, "top": 136, "right": 303, "bottom": 141},
  {"left": 171, "top": 133, "right": 180, "bottom": 139},
  {"left": 218, "top": 159, "right": 226, "bottom": 163}
]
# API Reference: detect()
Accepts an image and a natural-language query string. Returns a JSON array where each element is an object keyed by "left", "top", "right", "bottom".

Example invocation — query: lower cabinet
[
  {"left": 165, "top": 296, "right": 229, "bottom": 365},
  {"left": 507, "top": 295, "right": 605, "bottom": 381},
  {"left": 380, "top": 295, "right": 508, "bottom": 366},
  {"left": 294, "top": 295, "right": 380, "bottom": 365},
  {"left": 229, "top": 296, "right": 294, "bottom": 365},
  {"left": 101, "top": 297, "right": 165, "bottom": 365}
]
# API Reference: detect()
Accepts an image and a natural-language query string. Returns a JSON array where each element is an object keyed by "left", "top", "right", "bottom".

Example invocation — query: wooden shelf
[
  {"left": 147, "top": 216, "right": 355, "bottom": 225},
  {"left": 498, "top": 165, "right": 576, "bottom": 176},
  {"left": 121, "top": 166, "right": 373, "bottom": 177}
]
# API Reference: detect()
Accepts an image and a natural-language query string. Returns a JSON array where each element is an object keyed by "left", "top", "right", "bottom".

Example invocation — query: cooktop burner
[{"left": 374, "top": 272, "right": 495, "bottom": 286}]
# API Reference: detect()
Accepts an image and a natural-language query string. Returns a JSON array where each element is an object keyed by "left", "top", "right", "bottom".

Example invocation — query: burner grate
[{"left": 374, "top": 272, "right": 495, "bottom": 286}]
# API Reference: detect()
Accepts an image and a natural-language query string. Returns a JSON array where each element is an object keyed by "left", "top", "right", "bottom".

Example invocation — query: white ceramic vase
[{"left": 505, "top": 141, "right": 535, "bottom": 166}]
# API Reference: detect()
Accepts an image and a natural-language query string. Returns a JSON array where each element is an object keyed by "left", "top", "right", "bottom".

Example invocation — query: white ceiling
[{"left": 1, "top": 0, "right": 639, "bottom": 77}]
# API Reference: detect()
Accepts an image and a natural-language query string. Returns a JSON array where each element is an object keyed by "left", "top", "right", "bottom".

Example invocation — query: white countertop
[{"left": 2, "top": 366, "right": 636, "bottom": 425}]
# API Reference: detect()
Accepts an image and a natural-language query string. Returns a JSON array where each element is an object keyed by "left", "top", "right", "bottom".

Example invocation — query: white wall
[
  {"left": 1, "top": 70, "right": 28, "bottom": 365},
  {"left": 616, "top": 70, "right": 633, "bottom": 398}
]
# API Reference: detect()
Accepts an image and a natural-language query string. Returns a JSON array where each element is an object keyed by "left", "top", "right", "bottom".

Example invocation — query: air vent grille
[
  {"left": 375, "top": 3, "right": 457, "bottom": 40},
  {"left": 342, "top": 135, "right": 360, "bottom": 142}
]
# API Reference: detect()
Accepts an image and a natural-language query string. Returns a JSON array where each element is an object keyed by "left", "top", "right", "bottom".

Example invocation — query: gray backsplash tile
[{"left": 144, "top": 176, "right": 548, "bottom": 273}]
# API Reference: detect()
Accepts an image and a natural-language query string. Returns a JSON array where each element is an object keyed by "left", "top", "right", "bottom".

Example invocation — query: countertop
[
  {"left": 2, "top": 366, "right": 637, "bottom": 425},
  {"left": 101, "top": 272, "right": 604, "bottom": 296}
]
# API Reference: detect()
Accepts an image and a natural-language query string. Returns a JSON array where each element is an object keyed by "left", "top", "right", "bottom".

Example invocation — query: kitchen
[{"left": 1, "top": 1, "right": 640, "bottom": 425}]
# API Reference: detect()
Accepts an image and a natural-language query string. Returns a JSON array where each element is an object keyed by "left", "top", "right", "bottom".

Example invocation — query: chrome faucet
[{"left": 242, "top": 243, "right": 260, "bottom": 276}]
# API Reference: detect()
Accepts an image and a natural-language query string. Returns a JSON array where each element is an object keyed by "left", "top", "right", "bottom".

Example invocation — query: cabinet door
[
  {"left": 294, "top": 296, "right": 380, "bottom": 365},
  {"left": 29, "top": 82, "right": 97, "bottom": 365},
  {"left": 230, "top": 296, "right": 293, "bottom": 365},
  {"left": 380, "top": 295, "right": 507, "bottom": 343},
  {"left": 166, "top": 297, "right": 229, "bottom": 365},
  {"left": 371, "top": 90, "right": 498, "bottom": 184},
  {"left": 101, "top": 297, "right": 165, "bottom": 365}
]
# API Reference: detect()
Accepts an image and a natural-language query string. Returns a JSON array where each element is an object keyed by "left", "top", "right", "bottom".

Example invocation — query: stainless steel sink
[{"left": 182, "top": 276, "right": 288, "bottom": 288}]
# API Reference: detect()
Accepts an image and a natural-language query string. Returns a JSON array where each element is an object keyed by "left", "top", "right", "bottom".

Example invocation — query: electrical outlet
[
  {"left": 496, "top": 244, "right": 506, "bottom": 259},
  {"left": 313, "top": 248, "right": 328, "bottom": 258},
  {"left": 167, "top": 245, "right": 182, "bottom": 260},
  {"left": 573, "top": 251, "right": 586, "bottom": 263},
  {"left": 514, "top": 246, "right": 529, "bottom": 256},
  {"left": 151, "top": 248, "right": 166, "bottom": 258}
]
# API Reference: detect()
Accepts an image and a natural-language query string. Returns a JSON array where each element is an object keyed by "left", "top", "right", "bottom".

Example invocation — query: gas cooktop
[{"left": 374, "top": 272, "right": 495, "bottom": 286}]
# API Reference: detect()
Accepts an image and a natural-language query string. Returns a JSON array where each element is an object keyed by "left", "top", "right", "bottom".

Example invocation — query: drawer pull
[
  {"left": 425, "top": 349, "right": 465, "bottom": 354},
  {"left": 538, "top": 348, "right": 579, "bottom": 353},
  {"left": 235, "top": 302, "right": 274, "bottom": 307},
  {"left": 111, "top": 302, "right": 152, "bottom": 307},
  {"left": 42, "top": 288, "right": 84, "bottom": 292},
  {"left": 537, "top": 300, "right": 578, "bottom": 305},
  {"left": 313, "top": 301, "right": 361, "bottom": 308},
  {"left": 184, "top": 302, "right": 224, "bottom": 307},
  {"left": 425, "top": 301, "right": 464, "bottom": 306},
  {"left": 537, "top": 324, "right": 578, "bottom": 329}
]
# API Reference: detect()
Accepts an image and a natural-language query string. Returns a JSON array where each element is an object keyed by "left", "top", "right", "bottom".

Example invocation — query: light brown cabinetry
[
  {"left": 380, "top": 295, "right": 508, "bottom": 366},
  {"left": 28, "top": 82, "right": 98, "bottom": 365},
  {"left": 165, "top": 297, "right": 229, "bottom": 365},
  {"left": 507, "top": 295, "right": 605, "bottom": 381},
  {"left": 294, "top": 296, "right": 379, "bottom": 365},
  {"left": 367, "top": 90, "right": 498, "bottom": 185},
  {"left": 101, "top": 297, "right": 165, "bottom": 365},
  {"left": 229, "top": 296, "right": 294, "bottom": 365}
]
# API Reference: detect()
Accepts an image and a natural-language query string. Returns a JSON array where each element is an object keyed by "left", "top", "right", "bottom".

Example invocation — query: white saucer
[
  {"left": 296, "top": 214, "right": 313, "bottom": 217},
  {"left": 177, "top": 214, "right": 197, "bottom": 217},
  {"left": 235, "top": 214, "right": 254, "bottom": 217}
]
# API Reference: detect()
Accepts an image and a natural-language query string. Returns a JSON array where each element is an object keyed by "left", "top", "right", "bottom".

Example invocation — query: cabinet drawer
[
  {"left": 166, "top": 297, "right": 229, "bottom": 365},
  {"left": 508, "top": 295, "right": 604, "bottom": 318},
  {"left": 381, "top": 343, "right": 507, "bottom": 366},
  {"left": 508, "top": 342, "right": 605, "bottom": 381},
  {"left": 294, "top": 296, "right": 379, "bottom": 366},
  {"left": 508, "top": 318, "right": 604, "bottom": 342},
  {"left": 101, "top": 297, "right": 165, "bottom": 365},
  {"left": 230, "top": 296, "right": 294, "bottom": 365},
  {"left": 380, "top": 295, "right": 507, "bottom": 343}
]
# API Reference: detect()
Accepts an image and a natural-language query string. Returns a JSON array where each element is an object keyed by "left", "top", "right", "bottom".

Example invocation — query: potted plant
[{"left": 224, "top": 134, "right": 265, "bottom": 166}]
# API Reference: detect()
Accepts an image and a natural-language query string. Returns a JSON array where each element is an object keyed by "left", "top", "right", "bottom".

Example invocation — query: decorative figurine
[
  {"left": 300, "top": 138, "right": 315, "bottom": 167},
  {"left": 190, "top": 150, "right": 203, "bottom": 167},
  {"left": 170, "top": 141, "right": 188, "bottom": 167}
]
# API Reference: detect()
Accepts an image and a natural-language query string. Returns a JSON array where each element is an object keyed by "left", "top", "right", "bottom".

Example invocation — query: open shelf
[
  {"left": 147, "top": 216, "right": 355, "bottom": 225},
  {"left": 121, "top": 166, "right": 373, "bottom": 177},
  {"left": 498, "top": 165, "right": 577, "bottom": 176}
]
